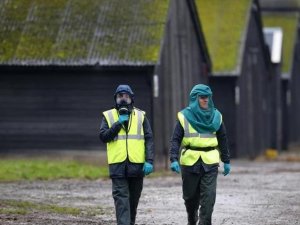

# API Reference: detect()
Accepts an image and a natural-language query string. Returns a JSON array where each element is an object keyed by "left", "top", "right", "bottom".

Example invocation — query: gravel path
[{"left": 0, "top": 160, "right": 300, "bottom": 225}]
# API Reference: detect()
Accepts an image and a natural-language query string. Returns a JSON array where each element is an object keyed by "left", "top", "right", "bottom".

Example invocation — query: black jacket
[
  {"left": 169, "top": 120, "right": 230, "bottom": 173},
  {"left": 99, "top": 108, "right": 154, "bottom": 178}
]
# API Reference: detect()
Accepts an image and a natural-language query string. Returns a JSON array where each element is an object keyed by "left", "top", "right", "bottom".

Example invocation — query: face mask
[
  {"left": 115, "top": 94, "right": 133, "bottom": 113},
  {"left": 118, "top": 105, "right": 129, "bottom": 115}
]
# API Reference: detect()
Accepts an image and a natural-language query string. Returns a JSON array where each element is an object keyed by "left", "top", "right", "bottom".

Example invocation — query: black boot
[{"left": 187, "top": 209, "right": 198, "bottom": 225}]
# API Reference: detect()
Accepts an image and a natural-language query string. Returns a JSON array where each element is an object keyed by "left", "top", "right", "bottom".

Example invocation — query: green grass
[
  {"left": 0, "top": 199, "right": 81, "bottom": 216},
  {"left": 0, "top": 207, "right": 27, "bottom": 215},
  {"left": 0, "top": 159, "right": 108, "bottom": 182},
  {"left": 0, "top": 199, "right": 113, "bottom": 217}
]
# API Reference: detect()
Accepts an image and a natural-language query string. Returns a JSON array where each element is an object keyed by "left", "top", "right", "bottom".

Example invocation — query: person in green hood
[{"left": 169, "top": 84, "right": 231, "bottom": 225}]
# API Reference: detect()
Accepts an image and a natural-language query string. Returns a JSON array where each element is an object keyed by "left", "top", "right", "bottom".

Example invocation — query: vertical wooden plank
[{"left": 0, "top": 67, "right": 153, "bottom": 151}]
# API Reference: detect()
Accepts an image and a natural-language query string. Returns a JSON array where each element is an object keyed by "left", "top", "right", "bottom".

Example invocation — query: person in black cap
[{"left": 99, "top": 84, "right": 154, "bottom": 225}]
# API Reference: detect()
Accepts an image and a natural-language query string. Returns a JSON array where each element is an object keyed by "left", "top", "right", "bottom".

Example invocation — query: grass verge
[
  {"left": 0, "top": 159, "right": 109, "bottom": 182},
  {"left": 0, "top": 199, "right": 81, "bottom": 216},
  {"left": 0, "top": 199, "right": 113, "bottom": 217}
]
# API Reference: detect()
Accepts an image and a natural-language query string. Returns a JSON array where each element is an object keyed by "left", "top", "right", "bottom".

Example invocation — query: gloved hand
[
  {"left": 170, "top": 161, "right": 180, "bottom": 174},
  {"left": 118, "top": 114, "right": 129, "bottom": 124},
  {"left": 223, "top": 163, "right": 231, "bottom": 176},
  {"left": 143, "top": 162, "right": 153, "bottom": 176}
]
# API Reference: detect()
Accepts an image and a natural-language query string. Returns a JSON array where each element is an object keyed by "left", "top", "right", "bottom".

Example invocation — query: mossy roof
[
  {"left": 195, "top": 0, "right": 251, "bottom": 73},
  {"left": 262, "top": 12, "right": 299, "bottom": 73},
  {"left": 0, "top": 0, "right": 169, "bottom": 66}
]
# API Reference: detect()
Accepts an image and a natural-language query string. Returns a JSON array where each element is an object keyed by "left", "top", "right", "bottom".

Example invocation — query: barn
[
  {"left": 196, "top": 0, "right": 275, "bottom": 158},
  {"left": 261, "top": 0, "right": 300, "bottom": 149},
  {"left": 0, "top": 0, "right": 211, "bottom": 164}
]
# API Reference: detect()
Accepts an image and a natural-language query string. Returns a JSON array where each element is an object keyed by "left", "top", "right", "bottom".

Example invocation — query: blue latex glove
[
  {"left": 223, "top": 163, "right": 231, "bottom": 176},
  {"left": 118, "top": 114, "right": 129, "bottom": 124},
  {"left": 143, "top": 162, "right": 153, "bottom": 176},
  {"left": 170, "top": 161, "right": 180, "bottom": 174}
]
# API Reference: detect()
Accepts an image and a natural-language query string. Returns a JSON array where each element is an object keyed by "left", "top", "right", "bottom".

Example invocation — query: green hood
[{"left": 181, "top": 84, "right": 221, "bottom": 133}]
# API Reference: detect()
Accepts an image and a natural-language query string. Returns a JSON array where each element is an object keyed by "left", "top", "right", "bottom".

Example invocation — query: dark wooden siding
[
  {"left": 153, "top": 0, "right": 209, "bottom": 164},
  {"left": 0, "top": 67, "right": 153, "bottom": 151},
  {"left": 281, "top": 79, "right": 289, "bottom": 150},
  {"left": 209, "top": 77, "right": 237, "bottom": 158},
  {"left": 236, "top": 10, "right": 272, "bottom": 158},
  {"left": 290, "top": 32, "right": 300, "bottom": 145},
  {"left": 266, "top": 64, "right": 282, "bottom": 151}
]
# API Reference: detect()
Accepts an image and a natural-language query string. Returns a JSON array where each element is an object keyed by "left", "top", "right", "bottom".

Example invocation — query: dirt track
[{"left": 0, "top": 160, "right": 300, "bottom": 225}]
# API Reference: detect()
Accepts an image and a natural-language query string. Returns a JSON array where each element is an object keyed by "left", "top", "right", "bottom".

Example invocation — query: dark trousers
[
  {"left": 112, "top": 177, "right": 143, "bottom": 225},
  {"left": 182, "top": 168, "right": 218, "bottom": 225}
]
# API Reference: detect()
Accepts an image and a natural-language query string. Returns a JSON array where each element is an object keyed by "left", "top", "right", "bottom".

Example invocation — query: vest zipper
[
  {"left": 126, "top": 130, "right": 128, "bottom": 159},
  {"left": 125, "top": 114, "right": 132, "bottom": 162}
]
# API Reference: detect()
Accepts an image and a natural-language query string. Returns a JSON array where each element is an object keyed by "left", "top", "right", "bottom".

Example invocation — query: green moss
[
  {"left": 196, "top": 0, "right": 251, "bottom": 72},
  {"left": 87, "top": 0, "right": 170, "bottom": 63},
  {"left": 0, "top": 0, "right": 32, "bottom": 61},
  {"left": 14, "top": 0, "right": 68, "bottom": 60},
  {"left": 262, "top": 12, "right": 298, "bottom": 73},
  {"left": 0, "top": 0, "right": 170, "bottom": 63},
  {"left": 52, "top": 0, "right": 100, "bottom": 60}
]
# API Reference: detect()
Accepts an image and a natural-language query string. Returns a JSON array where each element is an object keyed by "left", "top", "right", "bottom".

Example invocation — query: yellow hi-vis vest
[
  {"left": 103, "top": 108, "right": 145, "bottom": 164},
  {"left": 178, "top": 112, "right": 221, "bottom": 166}
]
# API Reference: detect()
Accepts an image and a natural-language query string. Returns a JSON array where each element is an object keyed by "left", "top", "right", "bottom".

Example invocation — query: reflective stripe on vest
[
  {"left": 103, "top": 108, "right": 145, "bottom": 164},
  {"left": 178, "top": 112, "right": 221, "bottom": 165}
]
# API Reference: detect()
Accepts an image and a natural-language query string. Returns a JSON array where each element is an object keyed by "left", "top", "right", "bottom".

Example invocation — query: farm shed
[
  {"left": 0, "top": 0, "right": 211, "bottom": 163},
  {"left": 261, "top": 0, "right": 300, "bottom": 149},
  {"left": 196, "top": 0, "right": 274, "bottom": 158}
]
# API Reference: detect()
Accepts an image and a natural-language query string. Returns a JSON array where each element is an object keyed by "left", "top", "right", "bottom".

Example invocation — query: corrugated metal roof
[{"left": 0, "top": 0, "right": 170, "bottom": 66}]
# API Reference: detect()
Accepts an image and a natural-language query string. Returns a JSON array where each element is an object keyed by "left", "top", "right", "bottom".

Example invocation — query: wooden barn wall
[
  {"left": 263, "top": 62, "right": 282, "bottom": 152},
  {"left": 209, "top": 77, "right": 237, "bottom": 158},
  {"left": 236, "top": 12, "right": 272, "bottom": 158},
  {"left": 267, "top": 65, "right": 278, "bottom": 150},
  {"left": 290, "top": 29, "right": 300, "bottom": 145},
  {"left": 154, "top": 0, "right": 208, "bottom": 164},
  {"left": 281, "top": 79, "right": 289, "bottom": 150},
  {"left": 0, "top": 66, "right": 153, "bottom": 151}
]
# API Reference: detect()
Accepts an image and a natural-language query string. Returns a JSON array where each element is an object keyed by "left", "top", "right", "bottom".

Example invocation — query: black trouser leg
[
  {"left": 182, "top": 170, "right": 201, "bottom": 225},
  {"left": 112, "top": 178, "right": 130, "bottom": 225},
  {"left": 128, "top": 177, "right": 143, "bottom": 225},
  {"left": 198, "top": 169, "right": 218, "bottom": 225}
]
